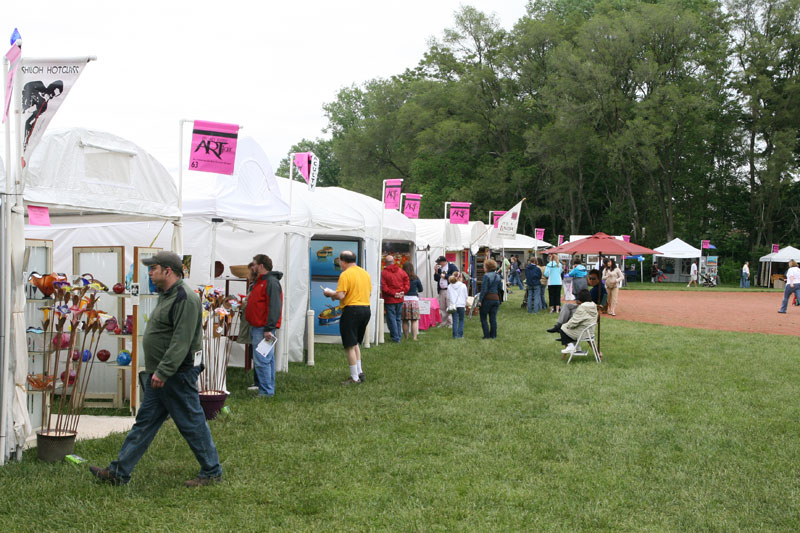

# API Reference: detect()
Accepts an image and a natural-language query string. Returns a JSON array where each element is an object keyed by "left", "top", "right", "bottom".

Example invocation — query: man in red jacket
[
  {"left": 381, "top": 255, "right": 409, "bottom": 343},
  {"left": 244, "top": 254, "right": 283, "bottom": 397}
]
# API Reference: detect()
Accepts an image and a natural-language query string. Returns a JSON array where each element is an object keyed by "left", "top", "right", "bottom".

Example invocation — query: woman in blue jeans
[{"left": 479, "top": 258, "right": 502, "bottom": 339}]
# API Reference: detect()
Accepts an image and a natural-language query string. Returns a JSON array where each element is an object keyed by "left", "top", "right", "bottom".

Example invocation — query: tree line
[{"left": 278, "top": 0, "right": 800, "bottom": 264}]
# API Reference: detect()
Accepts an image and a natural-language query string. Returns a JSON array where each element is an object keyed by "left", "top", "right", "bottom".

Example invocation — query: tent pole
[
  {"left": 375, "top": 180, "right": 386, "bottom": 345},
  {"left": 285, "top": 157, "right": 293, "bottom": 366}
]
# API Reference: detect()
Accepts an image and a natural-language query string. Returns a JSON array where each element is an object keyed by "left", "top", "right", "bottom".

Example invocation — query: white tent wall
[{"left": 653, "top": 238, "right": 702, "bottom": 283}]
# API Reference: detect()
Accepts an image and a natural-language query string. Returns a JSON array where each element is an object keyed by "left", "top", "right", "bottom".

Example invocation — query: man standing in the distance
[
  {"left": 90, "top": 251, "right": 222, "bottom": 487},
  {"left": 434, "top": 256, "right": 458, "bottom": 327},
  {"left": 688, "top": 260, "right": 699, "bottom": 287},
  {"left": 381, "top": 254, "right": 409, "bottom": 343},
  {"left": 245, "top": 254, "right": 283, "bottom": 397},
  {"left": 323, "top": 250, "right": 371, "bottom": 385}
]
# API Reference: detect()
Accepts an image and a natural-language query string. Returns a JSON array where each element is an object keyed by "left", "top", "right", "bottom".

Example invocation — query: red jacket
[
  {"left": 245, "top": 271, "right": 283, "bottom": 331},
  {"left": 381, "top": 264, "right": 410, "bottom": 304}
]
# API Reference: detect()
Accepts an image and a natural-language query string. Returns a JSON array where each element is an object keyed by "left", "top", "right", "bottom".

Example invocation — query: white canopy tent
[
  {"left": 2, "top": 128, "right": 181, "bottom": 463},
  {"left": 653, "top": 238, "right": 702, "bottom": 283},
  {"left": 489, "top": 232, "right": 551, "bottom": 252},
  {"left": 758, "top": 245, "right": 800, "bottom": 287}
]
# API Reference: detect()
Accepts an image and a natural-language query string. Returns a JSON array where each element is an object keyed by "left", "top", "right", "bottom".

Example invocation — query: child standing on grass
[{"left": 447, "top": 272, "right": 468, "bottom": 338}]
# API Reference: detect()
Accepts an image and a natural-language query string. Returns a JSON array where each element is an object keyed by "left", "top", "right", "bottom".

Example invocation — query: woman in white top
[
  {"left": 779, "top": 259, "right": 800, "bottom": 313},
  {"left": 544, "top": 254, "right": 563, "bottom": 313},
  {"left": 602, "top": 258, "right": 625, "bottom": 316},
  {"left": 740, "top": 261, "right": 750, "bottom": 288},
  {"left": 447, "top": 272, "right": 468, "bottom": 338}
]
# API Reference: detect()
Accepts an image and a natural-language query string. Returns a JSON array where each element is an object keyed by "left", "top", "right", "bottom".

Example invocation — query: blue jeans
[
  {"left": 250, "top": 326, "right": 275, "bottom": 396},
  {"left": 385, "top": 302, "right": 403, "bottom": 342},
  {"left": 740, "top": 273, "right": 750, "bottom": 288},
  {"left": 779, "top": 284, "right": 800, "bottom": 312},
  {"left": 452, "top": 307, "right": 465, "bottom": 338},
  {"left": 509, "top": 271, "right": 524, "bottom": 290},
  {"left": 108, "top": 366, "right": 221, "bottom": 483},
  {"left": 480, "top": 299, "right": 500, "bottom": 338},
  {"left": 527, "top": 285, "right": 542, "bottom": 313}
]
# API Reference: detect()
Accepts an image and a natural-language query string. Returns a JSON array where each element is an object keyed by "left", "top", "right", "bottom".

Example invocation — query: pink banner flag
[
  {"left": 189, "top": 120, "right": 238, "bottom": 175},
  {"left": 294, "top": 152, "right": 311, "bottom": 183},
  {"left": 403, "top": 193, "right": 421, "bottom": 218},
  {"left": 701, "top": 239, "right": 710, "bottom": 249},
  {"left": 384, "top": 179, "right": 403, "bottom": 209},
  {"left": 535, "top": 228, "right": 544, "bottom": 241},
  {"left": 3, "top": 43, "right": 21, "bottom": 124},
  {"left": 772, "top": 244, "right": 779, "bottom": 253},
  {"left": 492, "top": 211, "right": 507, "bottom": 228},
  {"left": 27, "top": 205, "right": 50, "bottom": 226},
  {"left": 449, "top": 202, "right": 471, "bottom": 225},
  {"left": 622, "top": 235, "right": 630, "bottom": 242},
  {"left": 558, "top": 235, "right": 564, "bottom": 246}
]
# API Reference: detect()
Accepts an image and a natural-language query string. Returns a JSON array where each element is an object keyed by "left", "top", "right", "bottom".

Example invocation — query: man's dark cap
[
  {"left": 436, "top": 256, "right": 447, "bottom": 263},
  {"left": 142, "top": 251, "right": 183, "bottom": 275}
]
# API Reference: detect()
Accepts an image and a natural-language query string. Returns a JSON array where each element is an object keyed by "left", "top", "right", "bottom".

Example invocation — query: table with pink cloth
[{"left": 418, "top": 297, "right": 441, "bottom": 330}]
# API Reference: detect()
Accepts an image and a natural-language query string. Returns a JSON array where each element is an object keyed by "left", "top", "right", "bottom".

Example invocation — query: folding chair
[{"left": 566, "top": 322, "right": 602, "bottom": 363}]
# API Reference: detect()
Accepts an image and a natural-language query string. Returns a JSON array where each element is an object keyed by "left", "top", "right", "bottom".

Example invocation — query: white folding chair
[{"left": 566, "top": 322, "right": 602, "bottom": 363}]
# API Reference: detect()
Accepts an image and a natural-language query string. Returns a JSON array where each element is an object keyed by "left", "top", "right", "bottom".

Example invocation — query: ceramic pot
[
  {"left": 199, "top": 391, "right": 228, "bottom": 420},
  {"left": 36, "top": 430, "right": 77, "bottom": 462}
]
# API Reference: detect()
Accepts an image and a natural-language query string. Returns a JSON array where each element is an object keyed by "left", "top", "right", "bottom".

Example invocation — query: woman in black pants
[{"left": 479, "top": 258, "right": 502, "bottom": 339}]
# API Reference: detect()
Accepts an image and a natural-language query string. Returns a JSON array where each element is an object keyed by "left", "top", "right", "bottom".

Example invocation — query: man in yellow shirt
[{"left": 323, "top": 250, "right": 371, "bottom": 384}]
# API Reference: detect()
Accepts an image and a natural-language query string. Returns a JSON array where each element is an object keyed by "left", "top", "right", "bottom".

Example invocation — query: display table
[{"left": 419, "top": 297, "right": 441, "bottom": 330}]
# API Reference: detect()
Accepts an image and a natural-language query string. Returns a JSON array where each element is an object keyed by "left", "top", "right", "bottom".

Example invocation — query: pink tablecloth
[{"left": 419, "top": 297, "right": 441, "bottom": 330}]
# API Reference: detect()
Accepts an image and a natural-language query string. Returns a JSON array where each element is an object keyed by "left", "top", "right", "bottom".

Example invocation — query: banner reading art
[
  {"left": 492, "top": 211, "right": 507, "bottom": 228},
  {"left": 622, "top": 235, "right": 630, "bottom": 242},
  {"left": 449, "top": 202, "right": 471, "bottom": 225},
  {"left": 189, "top": 120, "right": 239, "bottom": 175},
  {"left": 535, "top": 228, "right": 544, "bottom": 241},
  {"left": 403, "top": 194, "right": 421, "bottom": 218},
  {"left": 772, "top": 244, "right": 779, "bottom": 254},
  {"left": 701, "top": 239, "right": 710, "bottom": 249},
  {"left": 20, "top": 57, "right": 91, "bottom": 163},
  {"left": 384, "top": 179, "right": 402, "bottom": 210},
  {"left": 558, "top": 235, "right": 564, "bottom": 246}
]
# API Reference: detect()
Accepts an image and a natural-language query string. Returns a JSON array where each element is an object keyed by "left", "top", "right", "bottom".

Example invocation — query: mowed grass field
[{"left": 1, "top": 289, "right": 799, "bottom": 532}]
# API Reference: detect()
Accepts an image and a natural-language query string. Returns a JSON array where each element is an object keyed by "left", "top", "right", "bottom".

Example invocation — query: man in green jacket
[{"left": 90, "top": 251, "right": 222, "bottom": 487}]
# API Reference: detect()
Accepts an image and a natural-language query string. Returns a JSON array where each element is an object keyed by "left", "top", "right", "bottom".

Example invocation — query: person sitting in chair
[
  {"left": 546, "top": 270, "right": 606, "bottom": 332},
  {"left": 551, "top": 289, "right": 597, "bottom": 357}
]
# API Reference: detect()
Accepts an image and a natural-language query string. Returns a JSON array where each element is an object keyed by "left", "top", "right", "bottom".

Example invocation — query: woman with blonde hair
[
  {"left": 401, "top": 262, "right": 424, "bottom": 340},
  {"left": 544, "top": 253, "right": 563, "bottom": 313}
]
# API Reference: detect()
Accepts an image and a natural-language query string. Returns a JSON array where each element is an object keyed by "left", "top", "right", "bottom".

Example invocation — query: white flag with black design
[{"left": 495, "top": 199, "right": 525, "bottom": 238}]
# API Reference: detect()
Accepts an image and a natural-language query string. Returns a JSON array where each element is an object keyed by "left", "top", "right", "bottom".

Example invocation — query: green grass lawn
[{"left": 1, "top": 291, "right": 799, "bottom": 531}]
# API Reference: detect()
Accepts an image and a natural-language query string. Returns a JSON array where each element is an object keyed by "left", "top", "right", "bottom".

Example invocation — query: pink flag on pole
[
  {"left": 535, "top": 228, "right": 545, "bottom": 241},
  {"left": 189, "top": 120, "right": 238, "bottom": 175},
  {"left": 384, "top": 179, "right": 403, "bottom": 209},
  {"left": 492, "top": 211, "right": 507, "bottom": 228},
  {"left": 27, "top": 205, "right": 50, "bottom": 226},
  {"left": 772, "top": 244, "right": 779, "bottom": 253},
  {"left": 449, "top": 202, "right": 471, "bottom": 224},
  {"left": 622, "top": 235, "right": 630, "bottom": 242},
  {"left": 558, "top": 235, "right": 564, "bottom": 246},
  {"left": 3, "top": 43, "right": 21, "bottom": 124},
  {"left": 294, "top": 152, "right": 311, "bottom": 183},
  {"left": 701, "top": 239, "right": 710, "bottom": 249},
  {"left": 403, "top": 193, "right": 421, "bottom": 218}
]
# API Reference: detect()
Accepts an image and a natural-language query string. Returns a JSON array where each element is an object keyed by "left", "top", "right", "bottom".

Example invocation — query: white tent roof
[
  {"left": 759, "top": 246, "right": 800, "bottom": 263},
  {"left": 182, "top": 136, "right": 289, "bottom": 223},
  {"left": 491, "top": 233, "right": 551, "bottom": 250},
  {"left": 412, "top": 219, "right": 489, "bottom": 252},
  {"left": 18, "top": 128, "right": 180, "bottom": 219},
  {"left": 654, "top": 238, "right": 702, "bottom": 259}
]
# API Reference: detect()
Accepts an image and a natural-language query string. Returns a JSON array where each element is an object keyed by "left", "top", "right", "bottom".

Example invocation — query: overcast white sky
[{"left": 4, "top": 0, "right": 529, "bottom": 173}]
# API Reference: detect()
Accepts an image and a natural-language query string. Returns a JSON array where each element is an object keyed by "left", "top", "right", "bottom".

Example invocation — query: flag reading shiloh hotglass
[
  {"left": 403, "top": 194, "right": 421, "bottom": 218},
  {"left": 384, "top": 179, "right": 402, "bottom": 210},
  {"left": 189, "top": 121, "right": 238, "bottom": 175},
  {"left": 20, "top": 57, "right": 91, "bottom": 163},
  {"left": 495, "top": 199, "right": 524, "bottom": 237},
  {"left": 449, "top": 202, "right": 470, "bottom": 224}
]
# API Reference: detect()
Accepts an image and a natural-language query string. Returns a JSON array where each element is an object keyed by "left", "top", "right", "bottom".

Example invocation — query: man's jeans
[
  {"left": 527, "top": 285, "right": 543, "bottom": 313},
  {"left": 250, "top": 326, "right": 275, "bottom": 396},
  {"left": 779, "top": 284, "right": 800, "bottom": 312},
  {"left": 452, "top": 307, "right": 465, "bottom": 338},
  {"left": 509, "top": 271, "right": 524, "bottom": 290},
  {"left": 385, "top": 302, "right": 403, "bottom": 342},
  {"left": 108, "top": 366, "right": 221, "bottom": 483}
]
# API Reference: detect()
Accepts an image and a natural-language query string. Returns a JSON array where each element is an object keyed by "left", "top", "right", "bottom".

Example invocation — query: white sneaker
[
  {"left": 561, "top": 343, "right": 575, "bottom": 354},
  {"left": 247, "top": 386, "right": 258, "bottom": 391}
]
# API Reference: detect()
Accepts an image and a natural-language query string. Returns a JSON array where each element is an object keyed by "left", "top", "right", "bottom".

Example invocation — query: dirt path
[{"left": 605, "top": 289, "right": 799, "bottom": 337}]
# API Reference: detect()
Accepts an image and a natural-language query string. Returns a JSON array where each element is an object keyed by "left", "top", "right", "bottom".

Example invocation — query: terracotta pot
[
  {"left": 36, "top": 430, "right": 76, "bottom": 462},
  {"left": 199, "top": 391, "right": 228, "bottom": 420}
]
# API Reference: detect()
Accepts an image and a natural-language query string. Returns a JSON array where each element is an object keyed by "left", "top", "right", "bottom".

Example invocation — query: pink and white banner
[
  {"left": 535, "top": 228, "right": 544, "bottom": 241},
  {"left": 3, "top": 43, "right": 21, "bottom": 124},
  {"left": 384, "top": 179, "right": 402, "bottom": 209},
  {"left": 189, "top": 120, "right": 239, "bottom": 175},
  {"left": 495, "top": 200, "right": 524, "bottom": 237},
  {"left": 21, "top": 57, "right": 91, "bottom": 164},
  {"left": 622, "top": 235, "right": 630, "bottom": 242},
  {"left": 558, "top": 235, "right": 564, "bottom": 246},
  {"left": 492, "top": 211, "right": 507, "bottom": 228},
  {"left": 772, "top": 244, "right": 779, "bottom": 254},
  {"left": 293, "top": 151, "right": 320, "bottom": 190},
  {"left": 403, "top": 193, "right": 421, "bottom": 218},
  {"left": 449, "top": 202, "right": 470, "bottom": 225},
  {"left": 701, "top": 240, "right": 710, "bottom": 249}
]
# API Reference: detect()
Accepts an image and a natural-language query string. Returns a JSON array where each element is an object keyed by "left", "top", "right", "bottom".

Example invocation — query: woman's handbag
[{"left": 446, "top": 303, "right": 457, "bottom": 314}]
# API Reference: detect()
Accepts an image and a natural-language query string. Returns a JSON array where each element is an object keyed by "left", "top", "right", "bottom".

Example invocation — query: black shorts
[{"left": 340, "top": 305, "right": 371, "bottom": 348}]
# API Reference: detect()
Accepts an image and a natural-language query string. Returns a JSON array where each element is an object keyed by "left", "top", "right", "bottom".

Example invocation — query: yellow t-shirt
[{"left": 336, "top": 265, "right": 372, "bottom": 307}]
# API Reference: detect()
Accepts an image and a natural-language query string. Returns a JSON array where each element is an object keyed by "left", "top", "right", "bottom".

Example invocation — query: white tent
[
  {"left": 3, "top": 128, "right": 181, "bottom": 463},
  {"left": 758, "top": 245, "right": 800, "bottom": 287},
  {"left": 490, "top": 233, "right": 551, "bottom": 252},
  {"left": 653, "top": 238, "right": 701, "bottom": 283}
]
